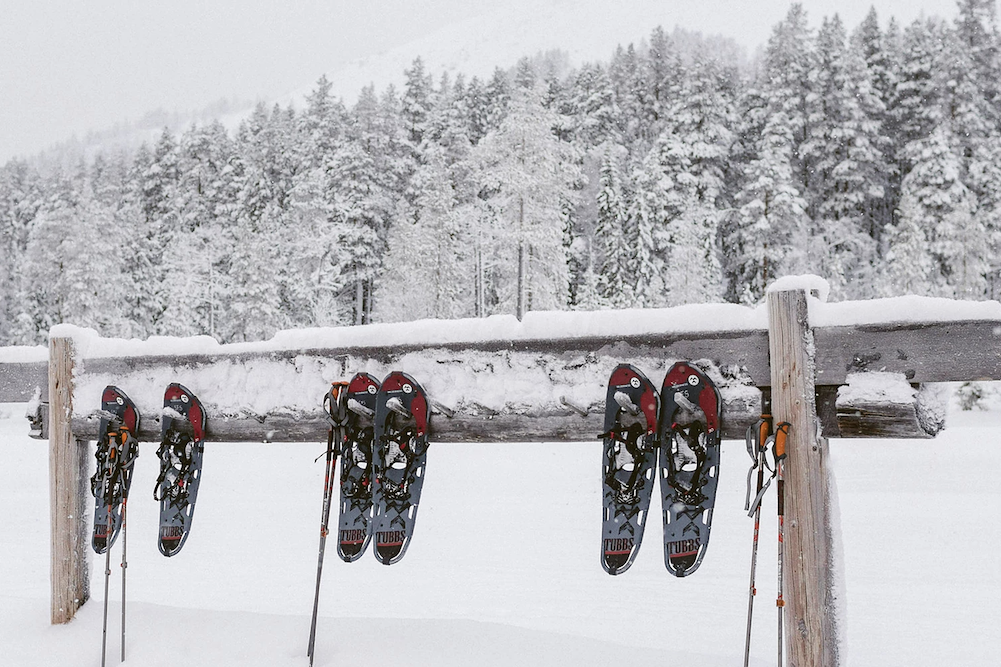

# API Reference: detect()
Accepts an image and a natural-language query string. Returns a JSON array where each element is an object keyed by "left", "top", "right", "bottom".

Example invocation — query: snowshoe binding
[
  {"left": 91, "top": 386, "right": 140, "bottom": 554},
  {"left": 600, "top": 364, "right": 659, "bottom": 575},
  {"left": 371, "top": 371, "right": 430, "bottom": 565},
  {"left": 153, "top": 383, "right": 206, "bottom": 557},
  {"left": 658, "top": 361, "right": 723, "bottom": 577}
]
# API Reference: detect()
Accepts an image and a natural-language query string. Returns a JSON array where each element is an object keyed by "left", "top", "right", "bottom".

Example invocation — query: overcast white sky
[{"left": 0, "top": 0, "right": 960, "bottom": 163}]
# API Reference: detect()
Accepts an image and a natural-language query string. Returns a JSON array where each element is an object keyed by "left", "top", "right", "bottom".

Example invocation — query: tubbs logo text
[
  {"left": 339, "top": 529, "right": 366, "bottom": 544},
  {"left": 667, "top": 538, "right": 700, "bottom": 556},
  {"left": 603, "top": 537, "right": 634, "bottom": 554},
  {"left": 376, "top": 530, "right": 405, "bottom": 546},
  {"left": 160, "top": 525, "right": 184, "bottom": 539}
]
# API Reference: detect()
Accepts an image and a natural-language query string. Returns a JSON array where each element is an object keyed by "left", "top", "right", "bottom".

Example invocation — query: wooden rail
[
  {"left": 17, "top": 321, "right": 1001, "bottom": 444},
  {"left": 14, "top": 289, "right": 1001, "bottom": 667}
]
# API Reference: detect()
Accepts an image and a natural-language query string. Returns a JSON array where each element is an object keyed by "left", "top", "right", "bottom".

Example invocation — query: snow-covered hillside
[{"left": 2, "top": 392, "right": 998, "bottom": 666}]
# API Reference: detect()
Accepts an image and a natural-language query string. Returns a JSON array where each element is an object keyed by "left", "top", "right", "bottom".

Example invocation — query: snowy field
[{"left": 1, "top": 394, "right": 999, "bottom": 666}]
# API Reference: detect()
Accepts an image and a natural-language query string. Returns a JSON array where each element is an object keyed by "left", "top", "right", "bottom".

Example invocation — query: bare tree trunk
[{"left": 517, "top": 197, "right": 526, "bottom": 320}]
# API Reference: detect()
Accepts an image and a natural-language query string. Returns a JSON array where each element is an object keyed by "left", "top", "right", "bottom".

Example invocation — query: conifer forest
[{"left": 2, "top": 2, "right": 1001, "bottom": 345}]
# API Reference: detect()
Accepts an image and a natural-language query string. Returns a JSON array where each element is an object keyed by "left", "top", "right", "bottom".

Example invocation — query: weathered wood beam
[
  {"left": 48, "top": 317, "right": 985, "bottom": 442},
  {"left": 9, "top": 312, "right": 1001, "bottom": 422},
  {"left": 48, "top": 337, "right": 89, "bottom": 625},
  {"left": 768, "top": 289, "right": 841, "bottom": 667},
  {"left": 62, "top": 330, "right": 769, "bottom": 444},
  {"left": 834, "top": 378, "right": 946, "bottom": 439},
  {"left": 70, "top": 392, "right": 763, "bottom": 443},
  {"left": 814, "top": 381, "right": 945, "bottom": 440},
  {"left": 813, "top": 320, "right": 1001, "bottom": 384},
  {"left": 78, "top": 329, "right": 774, "bottom": 386},
  {"left": 0, "top": 359, "right": 47, "bottom": 402}
]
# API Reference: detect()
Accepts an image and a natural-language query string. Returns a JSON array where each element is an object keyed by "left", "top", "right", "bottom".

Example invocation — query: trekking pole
[
  {"left": 101, "top": 499, "right": 113, "bottom": 667},
  {"left": 743, "top": 415, "right": 772, "bottom": 667},
  {"left": 307, "top": 382, "right": 348, "bottom": 667},
  {"left": 773, "top": 422, "right": 791, "bottom": 667},
  {"left": 100, "top": 437, "right": 121, "bottom": 667},
  {"left": 121, "top": 495, "right": 128, "bottom": 662}
]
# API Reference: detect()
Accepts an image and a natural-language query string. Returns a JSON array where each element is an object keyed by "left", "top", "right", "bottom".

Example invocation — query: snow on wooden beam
[
  {"left": 12, "top": 318, "right": 1001, "bottom": 407},
  {"left": 62, "top": 332, "right": 768, "bottom": 443},
  {"left": 831, "top": 373, "right": 947, "bottom": 439},
  {"left": 21, "top": 294, "right": 1001, "bottom": 445}
]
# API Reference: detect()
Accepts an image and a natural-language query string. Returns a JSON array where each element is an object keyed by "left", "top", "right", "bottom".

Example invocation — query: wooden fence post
[
  {"left": 49, "top": 336, "right": 89, "bottom": 624},
  {"left": 767, "top": 288, "right": 841, "bottom": 667}
]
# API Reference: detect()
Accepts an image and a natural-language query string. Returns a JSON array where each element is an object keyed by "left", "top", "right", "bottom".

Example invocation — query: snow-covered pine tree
[
  {"left": 595, "top": 148, "right": 635, "bottom": 307},
  {"left": 899, "top": 124, "right": 986, "bottom": 297},
  {"left": 851, "top": 9, "right": 901, "bottom": 239},
  {"left": 485, "top": 67, "right": 512, "bottom": 131},
  {"left": 377, "top": 146, "right": 473, "bottom": 322},
  {"left": 608, "top": 43, "right": 647, "bottom": 148},
  {"left": 159, "top": 121, "right": 236, "bottom": 337},
  {"left": 893, "top": 18, "right": 947, "bottom": 174},
  {"left": 731, "top": 111, "right": 810, "bottom": 302},
  {"left": 402, "top": 57, "right": 436, "bottom": 151},
  {"left": 301, "top": 75, "right": 347, "bottom": 169},
  {"left": 625, "top": 155, "right": 667, "bottom": 307},
  {"left": 649, "top": 57, "right": 733, "bottom": 306},
  {"left": 228, "top": 102, "right": 308, "bottom": 336},
  {"left": 562, "top": 63, "right": 619, "bottom": 150},
  {"left": 939, "top": 23, "right": 996, "bottom": 177},
  {"left": 472, "top": 84, "right": 581, "bottom": 317},
  {"left": 879, "top": 189, "right": 936, "bottom": 295},
  {"left": 0, "top": 159, "right": 42, "bottom": 343},
  {"left": 18, "top": 170, "right": 129, "bottom": 342},
  {"left": 967, "top": 132, "right": 1001, "bottom": 298},
  {"left": 954, "top": 0, "right": 1001, "bottom": 127},
  {"left": 762, "top": 3, "right": 815, "bottom": 192},
  {"left": 643, "top": 27, "right": 683, "bottom": 136},
  {"left": 123, "top": 129, "right": 182, "bottom": 336},
  {"left": 801, "top": 15, "right": 882, "bottom": 297},
  {"left": 222, "top": 204, "right": 285, "bottom": 341}
]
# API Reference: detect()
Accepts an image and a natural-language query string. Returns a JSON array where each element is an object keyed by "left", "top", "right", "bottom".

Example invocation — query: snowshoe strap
[
  {"left": 324, "top": 382, "right": 350, "bottom": 427},
  {"left": 152, "top": 435, "right": 194, "bottom": 502},
  {"left": 744, "top": 417, "right": 772, "bottom": 511},
  {"left": 347, "top": 398, "right": 375, "bottom": 418},
  {"left": 746, "top": 422, "right": 789, "bottom": 517}
]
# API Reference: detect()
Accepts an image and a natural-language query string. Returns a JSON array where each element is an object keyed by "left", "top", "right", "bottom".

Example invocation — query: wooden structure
[{"left": 4, "top": 285, "right": 999, "bottom": 666}]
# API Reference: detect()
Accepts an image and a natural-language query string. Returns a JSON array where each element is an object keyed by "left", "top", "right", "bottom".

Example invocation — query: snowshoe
[
  {"left": 371, "top": 371, "right": 430, "bottom": 565},
  {"left": 336, "top": 372, "right": 380, "bottom": 562},
  {"left": 658, "top": 361, "right": 723, "bottom": 577},
  {"left": 600, "top": 364, "right": 659, "bottom": 575},
  {"left": 91, "top": 386, "right": 140, "bottom": 554},
  {"left": 153, "top": 383, "right": 206, "bottom": 557}
]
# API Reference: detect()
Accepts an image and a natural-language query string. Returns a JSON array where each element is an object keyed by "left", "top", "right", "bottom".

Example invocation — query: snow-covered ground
[{"left": 1, "top": 393, "right": 999, "bottom": 666}]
